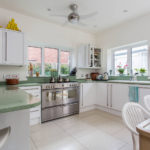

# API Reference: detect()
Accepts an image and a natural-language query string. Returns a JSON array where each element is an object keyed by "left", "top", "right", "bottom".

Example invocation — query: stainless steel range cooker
[{"left": 41, "top": 82, "right": 80, "bottom": 123}]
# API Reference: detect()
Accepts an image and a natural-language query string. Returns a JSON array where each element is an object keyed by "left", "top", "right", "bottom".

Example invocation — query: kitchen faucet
[{"left": 130, "top": 73, "right": 138, "bottom": 81}]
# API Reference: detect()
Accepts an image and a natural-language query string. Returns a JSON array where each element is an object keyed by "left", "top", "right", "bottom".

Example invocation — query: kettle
[{"left": 103, "top": 72, "right": 109, "bottom": 81}]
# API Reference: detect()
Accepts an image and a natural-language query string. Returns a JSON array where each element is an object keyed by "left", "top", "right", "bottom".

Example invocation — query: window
[
  {"left": 60, "top": 51, "right": 70, "bottom": 75},
  {"left": 112, "top": 41, "right": 148, "bottom": 75},
  {"left": 114, "top": 50, "right": 127, "bottom": 75},
  {"left": 28, "top": 47, "right": 42, "bottom": 75},
  {"left": 132, "top": 45, "right": 148, "bottom": 74},
  {"left": 44, "top": 48, "right": 58, "bottom": 76},
  {"left": 28, "top": 46, "right": 71, "bottom": 76}
]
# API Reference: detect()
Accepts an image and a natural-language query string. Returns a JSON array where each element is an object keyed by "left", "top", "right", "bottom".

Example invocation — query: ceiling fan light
[{"left": 68, "top": 13, "right": 80, "bottom": 24}]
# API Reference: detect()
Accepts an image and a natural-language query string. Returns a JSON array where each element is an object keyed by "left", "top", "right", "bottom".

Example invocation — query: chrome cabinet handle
[
  {"left": 5, "top": 32, "right": 7, "bottom": 61},
  {"left": 110, "top": 84, "right": 112, "bottom": 107},
  {"left": 107, "top": 84, "right": 108, "bottom": 107},
  {"left": 82, "top": 84, "right": 83, "bottom": 106}
]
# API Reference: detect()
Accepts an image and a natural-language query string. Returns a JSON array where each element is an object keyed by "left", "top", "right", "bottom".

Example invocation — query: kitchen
[{"left": 1, "top": 0, "right": 150, "bottom": 150}]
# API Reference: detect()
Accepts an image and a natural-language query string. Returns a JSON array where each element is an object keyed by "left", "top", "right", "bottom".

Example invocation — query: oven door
[
  {"left": 63, "top": 87, "right": 79, "bottom": 105},
  {"left": 42, "top": 89, "right": 63, "bottom": 108}
]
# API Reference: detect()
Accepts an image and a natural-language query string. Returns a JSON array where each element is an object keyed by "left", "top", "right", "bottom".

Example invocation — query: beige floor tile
[
  {"left": 35, "top": 134, "right": 87, "bottom": 150},
  {"left": 119, "top": 143, "right": 133, "bottom": 150},
  {"left": 31, "top": 109, "right": 134, "bottom": 150},
  {"left": 30, "top": 138, "right": 37, "bottom": 150},
  {"left": 114, "top": 127, "right": 133, "bottom": 144},
  {"left": 77, "top": 130, "right": 125, "bottom": 150}
]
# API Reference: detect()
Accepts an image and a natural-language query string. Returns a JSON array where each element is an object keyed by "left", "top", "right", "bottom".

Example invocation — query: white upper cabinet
[
  {"left": 77, "top": 45, "right": 90, "bottom": 68},
  {"left": 77, "top": 44, "right": 101, "bottom": 69},
  {"left": 0, "top": 29, "right": 25, "bottom": 66},
  {"left": 0, "top": 30, "right": 3, "bottom": 64}
]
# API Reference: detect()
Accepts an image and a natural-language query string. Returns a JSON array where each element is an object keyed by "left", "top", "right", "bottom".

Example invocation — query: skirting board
[{"left": 80, "top": 104, "right": 121, "bottom": 117}]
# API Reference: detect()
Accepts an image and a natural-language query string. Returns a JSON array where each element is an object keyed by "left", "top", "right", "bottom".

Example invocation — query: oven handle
[
  {"left": 42, "top": 89, "right": 63, "bottom": 92},
  {"left": 63, "top": 87, "right": 79, "bottom": 90}
]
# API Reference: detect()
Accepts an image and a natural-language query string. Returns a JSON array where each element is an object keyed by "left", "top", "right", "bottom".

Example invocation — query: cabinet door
[
  {"left": 0, "top": 30, "right": 3, "bottom": 64},
  {"left": 77, "top": 46, "right": 86, "bottom": 68},
  {"left": 5, "top": 30, "right": 24, "bottom": 65},
  {"left": 96, "top": 83, "right": 108, "bottom": 107},
  {"left": 77, "top": 45, "right": 90, "bottom": 68},
  {"left": 111, "top": 84, "right": 129, "bottom": 111},
  {"left": 81, "top": 83, "right": 96, "bottom": 107},
  {"left": 139, "top": 87, "right": 150, "bottom": 108}
]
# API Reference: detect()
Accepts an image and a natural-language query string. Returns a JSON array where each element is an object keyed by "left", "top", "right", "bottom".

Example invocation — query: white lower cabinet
[
  {"left": 96, "top": 83, "right": 108, "bottom": 107},
  {"left": 139, "top": 86, "right": 150, "bottom": 108},
  {"left": 19, "top": 86, "right": 41, "bottom": 126},
  {"left": 110, "top": 83, "right": 129, "bottom": 111},
  {"left": 80, "top": 83, "right": 96, "bottom": 111},
  {"left": 81, "top": 82, "right": 129, "bottom": 114}
]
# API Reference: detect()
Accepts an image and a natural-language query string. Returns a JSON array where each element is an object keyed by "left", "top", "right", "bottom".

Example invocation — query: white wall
[
  {"left": 0, "top": 8, "right": 96, "bottom": 81},
  {"left": 96, "top": 13, "right": 150, "bottom": 73}
]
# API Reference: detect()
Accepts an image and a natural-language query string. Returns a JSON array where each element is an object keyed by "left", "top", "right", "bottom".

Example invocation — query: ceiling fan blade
[
  {"left": 62, "top": 21, "right": 68, "bottom": 27},
  {"left": 80, "top": 11, "right": 98, "bottom": 20},
  {"left": 49, "top": 14, "right": 67, "bottom": 18},
  {"left": 78, "top": 21, "right": 87, "bottom": 26}
]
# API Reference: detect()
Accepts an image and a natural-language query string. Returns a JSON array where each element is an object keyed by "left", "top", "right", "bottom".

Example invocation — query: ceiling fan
[{"left": 48, "top": 4, "right": 98, "bottom": 25}]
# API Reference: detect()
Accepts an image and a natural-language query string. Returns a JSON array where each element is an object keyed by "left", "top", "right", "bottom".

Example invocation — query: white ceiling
[{"left": 0, "top": 0, "right": 150, "bottom": 33}]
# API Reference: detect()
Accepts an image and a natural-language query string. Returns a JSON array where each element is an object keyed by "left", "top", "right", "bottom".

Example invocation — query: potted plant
[
  {"left": 139, "top": 68, "right": 146, "bottom": 76},
  {"left": 117, "top": 64, "right": 128, "bottom": 75}
]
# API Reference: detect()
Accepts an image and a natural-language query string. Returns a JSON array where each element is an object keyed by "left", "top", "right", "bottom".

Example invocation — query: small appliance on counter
[
  {"left": 90, "top": 72, "right": 99, "bottom": 80},
  {"left": 70, "top": 67, "right": 77, "bottom": 76},
  {"left": 57, "top": 76, "right": 63, "bottom": 83},
  {"left": 96, "top": 72, "right": 109, "bottom": 81},
  {"left": 103, "top": 72, "right": 109, "bottom": 81},
  {"left": 50, "top": 77, "right": 55, "bottom": 83},
  {"left": 6, "top": 74, "right": 19, "bottom": 85},
  {"left": 96, "top": 74, "right": 103, "bottom": 80}
]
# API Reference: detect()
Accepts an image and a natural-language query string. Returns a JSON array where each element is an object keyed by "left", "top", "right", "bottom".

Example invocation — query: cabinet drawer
[
  {"left": 63, "top": 103, "right": 79, "bottom": 116},
  {"left": 41, "top": 106, "right": 63, "bottom": 122}
]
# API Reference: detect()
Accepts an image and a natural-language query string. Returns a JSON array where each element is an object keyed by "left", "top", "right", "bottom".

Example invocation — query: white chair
[
  {"left": 0, "top": 127, "right": 11, "bottom": 149},
  {"left": 144, "top": 95, "right": 150, "bottom": 112},
  {"left": 122, "top": 102, "right": 150, "bottom": 150}
]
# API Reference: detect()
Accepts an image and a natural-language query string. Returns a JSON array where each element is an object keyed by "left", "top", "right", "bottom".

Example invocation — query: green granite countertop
[
  {"left": 107, "top": 80, "right": 150, "bottom": 85},
  {"left": 0, "top": 86, "right": 40, "bottom": 113}
]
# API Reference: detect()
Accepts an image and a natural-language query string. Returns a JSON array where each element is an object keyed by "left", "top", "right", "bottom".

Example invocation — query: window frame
[
  {"left": 59, "top": 49, "right": 72, "bottom": 76},
  {"left": 27, "top": 43, "right": 72, "bottom": 76},
  {"left": 111, "top": 41, "right": 149, "bottom": 75}
]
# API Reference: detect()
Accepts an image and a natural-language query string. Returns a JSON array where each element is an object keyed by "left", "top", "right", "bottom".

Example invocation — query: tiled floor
[{"left": 31, "top": 109, "right": 133, "bottom": 150}]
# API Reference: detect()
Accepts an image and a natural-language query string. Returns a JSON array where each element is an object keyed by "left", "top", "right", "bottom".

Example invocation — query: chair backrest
[
  {"left": 144, "top": 95, "right": 150, "bottom": 112},
  {"left": 122, "top": 102, "right": 150, "bottom": 135}
]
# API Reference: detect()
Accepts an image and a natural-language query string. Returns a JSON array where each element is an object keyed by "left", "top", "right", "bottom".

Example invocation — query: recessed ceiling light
[
  {"left": 123, "top": 10, "right": 128, "bottom": 13},
  {"left": 47, "top": 8, "right": 51, "bottom": 12}
]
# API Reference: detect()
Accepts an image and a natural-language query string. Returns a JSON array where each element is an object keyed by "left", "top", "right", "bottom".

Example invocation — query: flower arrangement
[
  {"left": 139, "top": 68, "right": 146, "bottom": 76},
  {"left": 135, "top": 68, "right": 146, "bottom": 76},
  {"left": 50, "top": 69, "right": 58, "bottom": 77},
  {"left": 117, "top": 64, "right": 128, "bottom": 75}
]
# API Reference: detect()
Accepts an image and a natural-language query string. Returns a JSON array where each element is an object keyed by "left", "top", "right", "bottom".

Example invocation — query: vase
[{"left": 119, "top": 72, "right": 124, "bottom": 76}]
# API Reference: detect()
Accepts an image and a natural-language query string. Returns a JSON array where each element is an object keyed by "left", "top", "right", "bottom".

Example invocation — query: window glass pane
[
  {"left": 44, "top": 48, "right": 58, "bottom": 76},
  {"left": 132, "top": 45, "right": 148, "bottom": 74},
  {"left": 60, "top": 51, "right": 70, "bottom": 75},
  {"left": 114, "top": 50, "right": 128, "bottom": 75},
  {"left": 28, "top": 47, "right": 42, "bottom": 75}
]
